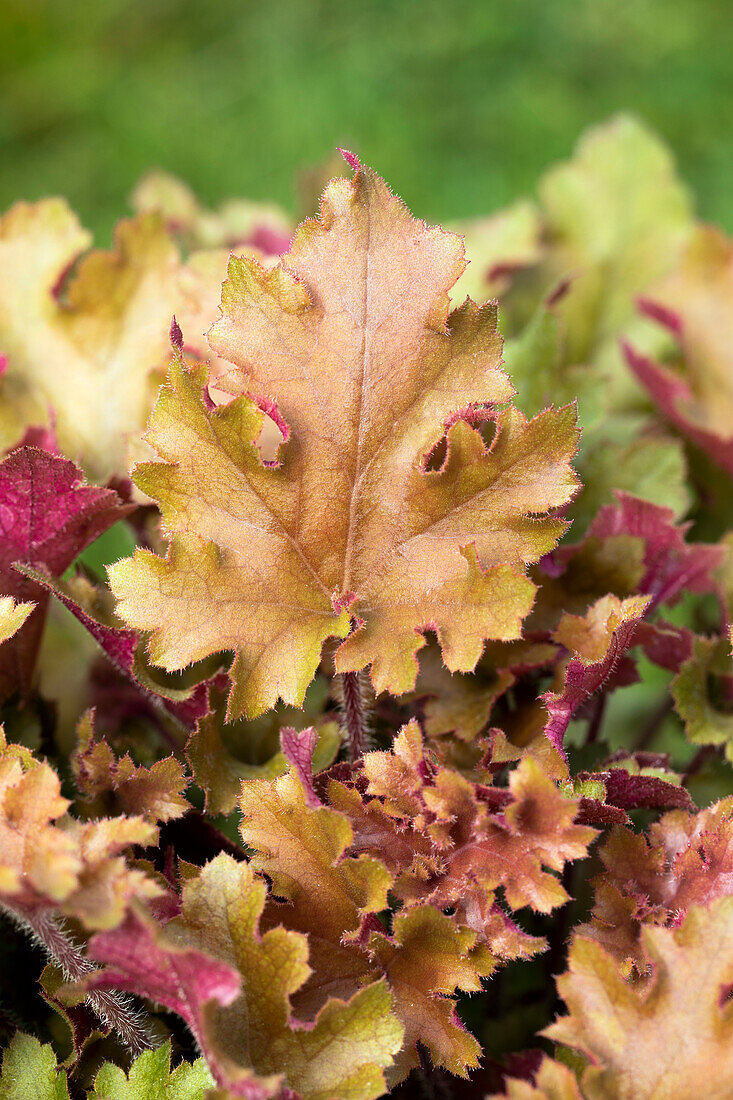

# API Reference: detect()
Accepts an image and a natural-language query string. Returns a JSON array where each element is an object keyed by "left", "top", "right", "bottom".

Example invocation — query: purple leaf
[
  {"left": 588, "top": 490, "right": 722, "bottom": 610},
  {"left": 20, "top": 565, "right": 220, "bottom": 729},
  {"left": 86, "top": 910, "right": 274, "bottom": 1098},
  {"left": 0, "top": 447, "right": 131, "bottom": 699},
  {"left": 280, "top": 726, "right": 321, "bottom": 807}
]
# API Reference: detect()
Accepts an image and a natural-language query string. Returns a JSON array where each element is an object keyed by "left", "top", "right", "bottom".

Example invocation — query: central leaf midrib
[{"left": 341, "top": 192, "right": 373, "bottom": 596}]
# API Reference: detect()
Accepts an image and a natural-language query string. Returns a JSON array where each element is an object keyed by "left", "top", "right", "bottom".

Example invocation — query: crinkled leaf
[
  {"left": 416, "top": 646, "right": 514, "bottom": 746},
  {"left": 542, "top": 595, "right": 651, "bottom": 757},
  {"left": 0, "top": 1032, "right": 69, "bottom": 1100},
  {"left": 110, "top": 162, "right": 579, "bottom": 720},
  {"left": 333, "top": 722, "right": 595, "bottom": 941},
  {"left": 577, "top": 798, "right": 733, "bottom": 980},
  {"left": 0, "top": 735, "right": 159, "bottom": 928},
  {"left": 179, "top": 855, "right": 403, "bottom": 1100},
  {"left": 633, "top": 618, "right": 694, "bottom": 673},
  {"left": 239, "top": 743, "right": 494, "bottom": 1078},
  {"left": 368, "top": 904, "right": 493, "bottom": 1080},
  {"left": 73, "top": 710, "right": 189, "bottom": 822},
  {"left": 576, "top": 763, "right": 693, "bottom": 820},
  {"left": 239, "top": 749, "right": 392, "bottom": 970},
  {"left": 587, "top": 492, "right": 722, "bottom": 608},
  {"left": 546, "top": 898, "right": 733, "bottom": 1100},
  {"left": 89, "top": 1040, "right": 213, "bottom": 1100}
]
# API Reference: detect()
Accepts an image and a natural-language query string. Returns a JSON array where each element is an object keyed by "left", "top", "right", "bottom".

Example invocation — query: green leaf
[
  {"left": 673, "top": 636, "right": 733, "bottom": 762},
  {"left": 538, "top": 114, "right": 693, "bottom": 397},
  {"left": 503, "top": 305, "right": 600, "bottom": 426},
  {"left": 90, "top": 1042, "right": 213, "bottom": 1100},
  {"left": 0, "top": 1034, "right": 69, "bottom": 1100},
  {"left": 570, "top": 418, "right": 690, "bottom": 537}
]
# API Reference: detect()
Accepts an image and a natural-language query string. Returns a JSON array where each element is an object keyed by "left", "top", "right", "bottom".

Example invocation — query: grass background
[{"left": 1, "top": 0, "right": 731, "bottom": 238}]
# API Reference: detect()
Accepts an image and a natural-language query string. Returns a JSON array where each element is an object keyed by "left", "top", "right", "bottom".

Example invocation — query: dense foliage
[{"left": 1, "top": 116, "right": 733, "bottom": 1099}]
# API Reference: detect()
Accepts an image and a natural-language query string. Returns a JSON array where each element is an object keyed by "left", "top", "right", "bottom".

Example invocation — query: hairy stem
[
  {"left": 340, "top": 670, "right": 370, "bottom": 762},
  {"left": 2, "top": 902, "right": 153, "bottom": 1055}
]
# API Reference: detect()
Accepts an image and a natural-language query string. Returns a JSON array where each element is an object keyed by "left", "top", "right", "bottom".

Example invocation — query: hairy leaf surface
[
  {"left": 110, "top": 162, "right": 579, "bottom": 719},
  {"left": 547, "top": 899, "right": 733, "bottom": 1099},
  {"left": 0, "top": 1032, "right": 70, "bottom": 1100},
  {"left": 0, "top": 734, "right": 159, "bottom": 928},
  {"left": 89, "top": 1041, "right": 214, "bottom": 1100}
]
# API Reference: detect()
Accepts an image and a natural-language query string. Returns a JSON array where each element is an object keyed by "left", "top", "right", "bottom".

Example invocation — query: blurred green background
[{"left": 1, "top": 0, "right": 731, "bottom": 239}]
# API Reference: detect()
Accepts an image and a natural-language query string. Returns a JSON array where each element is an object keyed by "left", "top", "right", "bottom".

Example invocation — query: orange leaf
[
  {"left": 238, "top": 741, "right": 498, "bottom": 1080},
  {"left": 72, "top": 710, "right": 189, "bottom": 823},
  {"left": 578, "top": 797, "right": 733, "bottom": 980},
  {"left": 0, "top": 732, "right": 159, "bottom": 929},
  {"left": 546, "top": 898, "right": 733, "bottom": 1099},
  {"left": 332, "top": 721, "right": 594, "bottom": 955},
  {"left": 110, "top": 163, "right": 579, "bottom": 719}
]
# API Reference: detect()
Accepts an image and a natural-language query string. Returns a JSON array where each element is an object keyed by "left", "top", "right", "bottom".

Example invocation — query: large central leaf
[{"left": 111, "top": 162, "right": 579, "bottom": 719}]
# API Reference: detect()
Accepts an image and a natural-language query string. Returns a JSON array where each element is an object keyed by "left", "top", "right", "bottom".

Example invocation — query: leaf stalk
[
  {"left": 340, "top": 669, "right": 370, "bottom": 762},
  {"left": 1, "top": 902, "right": 154, "bottom": 1055}
]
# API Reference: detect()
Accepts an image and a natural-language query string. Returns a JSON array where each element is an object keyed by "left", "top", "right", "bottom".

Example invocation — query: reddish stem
[
  {"left": 340, "top": 670, "right": 369, "bottom": 762},
  {"left": 3, "top": 903, "right": 153, "bottom": 1055}
]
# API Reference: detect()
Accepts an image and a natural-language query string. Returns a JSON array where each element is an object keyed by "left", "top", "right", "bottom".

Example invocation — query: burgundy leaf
[
  {"left": 587, "top": 490, "right": 722, "bottom": 610},
  {"left": 574, "top": 799, "right": 630, "bottom": 826},
  {"left": 626, "top": 340, "right": 733, "bottom": 479},
  {"left": 22, "top": 565, "right": 220, "bottom": 728},
  {"left": 577, "top": 768, "right": 694, "bottom": 812},
  {"left": 634, "top": 619, "right": 695, "bottom": 672},
  {"left": 598, "top": 768, "right": 695, "bottom": 811},
  {"left": 86, "top": 909, "right": 271, "bottom": 1097},
  {"left": 280, "top": 726, "right": 322, "bottom": 808},
  {"left": 542, "top": 596, "right": 650, "bottom": 757},
  {"left": 0, "top": 447, "right": 131, "bottom": 700}
]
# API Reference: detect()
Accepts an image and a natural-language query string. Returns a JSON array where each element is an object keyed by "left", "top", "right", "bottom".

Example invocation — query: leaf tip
[
  {"left": 338, "top": 147, "right": 361, "bottom": 172},
  {"left": 169, "top": 314, "right": 184, "bottom": 351}
]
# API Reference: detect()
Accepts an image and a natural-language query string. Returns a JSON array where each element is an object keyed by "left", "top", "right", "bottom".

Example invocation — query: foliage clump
[{"left": 1, "top": 117, "right": 733, "bottom": 1099}]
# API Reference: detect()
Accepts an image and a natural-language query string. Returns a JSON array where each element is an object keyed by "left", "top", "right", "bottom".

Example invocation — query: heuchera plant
[{"left": 2, "top": 116, "right": 733, "bottom": 1100}]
